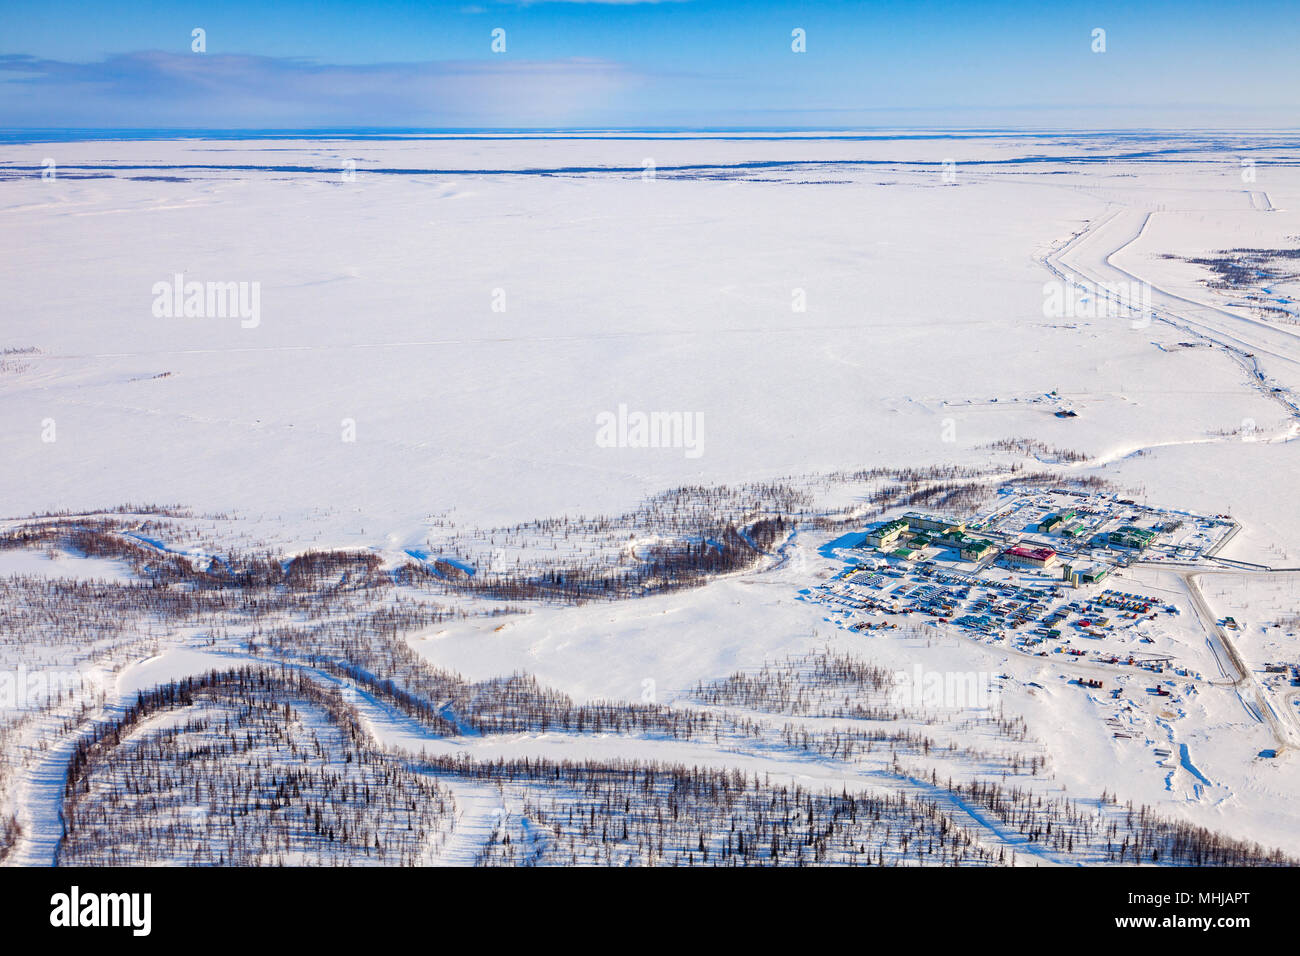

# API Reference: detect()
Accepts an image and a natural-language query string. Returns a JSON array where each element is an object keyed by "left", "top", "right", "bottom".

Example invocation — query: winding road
[{"left": 1042, "top": 204, "right": 1300, "bottom": 425}]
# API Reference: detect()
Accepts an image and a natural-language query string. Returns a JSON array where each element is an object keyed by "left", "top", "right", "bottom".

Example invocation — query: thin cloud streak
[{"left": 0, "top": 52, "right": 638, "bottom": 126}]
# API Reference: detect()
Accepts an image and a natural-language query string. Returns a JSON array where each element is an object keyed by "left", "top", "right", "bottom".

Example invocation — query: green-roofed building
[
  {"left": 960, "top": 539, "right": 996, "bottom": 561},
  {"left": 865, "top": 518, "right": 909, "bottom": 549},
  {"left": 1109, "top": 525, "right": 1157, "bottom": 551}
]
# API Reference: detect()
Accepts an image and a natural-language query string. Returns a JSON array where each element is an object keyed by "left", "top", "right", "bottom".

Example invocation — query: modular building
[
  {"left": 1062, "top": 562, "right": 1109, "bottom": 587},
  {"left": 902, "top": 512, "right": 965, "bottom": 535},
  {"left": 1040, "top": 512, "right": 1081, "bottom": 535},
  {"left": 960, "top": 539, "right": 997, "bottom": 561},
  {"left": 1001, "top": 545, "right": 1059, "bottom": 569},
  {"left": 1058, "top": 520, "right": 1089, "bottom": 540},
  {"left": 937, "top": 528, "right": 968, "bottom": 548},
  {"left": 864, "top": 518, "right": 909, "bottom": 549},
  {"left": 1108, "top": 526, "right": 1157, "bottom": 551},
  {"left": 1037, "top": 510, "right": 1075, "bottom": 534}
]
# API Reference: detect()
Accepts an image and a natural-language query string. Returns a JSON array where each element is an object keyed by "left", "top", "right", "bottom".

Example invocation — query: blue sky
[{"left": 1, "top": 0, "right": 1297, "bottom": 128}]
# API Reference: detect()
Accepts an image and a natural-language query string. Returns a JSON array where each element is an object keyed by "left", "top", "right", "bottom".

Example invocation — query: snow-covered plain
[
  {"left": 3, "top": 131, "right": 1297, "bottom": 547},
  {"left": 2, "top": 130, "right": 1300, "bottom": 865}
]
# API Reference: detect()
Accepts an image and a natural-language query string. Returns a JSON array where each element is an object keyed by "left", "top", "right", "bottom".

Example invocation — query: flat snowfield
[{"left": 3, "top": 131, "right": 1298, "bottom": 551}]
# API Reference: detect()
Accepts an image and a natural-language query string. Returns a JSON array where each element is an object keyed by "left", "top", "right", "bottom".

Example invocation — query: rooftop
[{"left": 1007, "top": 546, "right": 1057, "bottom": 560}]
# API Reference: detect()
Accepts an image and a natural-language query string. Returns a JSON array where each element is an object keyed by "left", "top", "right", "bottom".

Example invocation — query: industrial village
[{"left": 810, "top": 488, "right": 1300, "bottom": 768}]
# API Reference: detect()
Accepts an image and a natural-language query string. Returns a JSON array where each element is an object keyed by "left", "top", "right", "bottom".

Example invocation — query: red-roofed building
[{"left": 1001, "top": 545, "right": 1059, "bottom": 569}]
